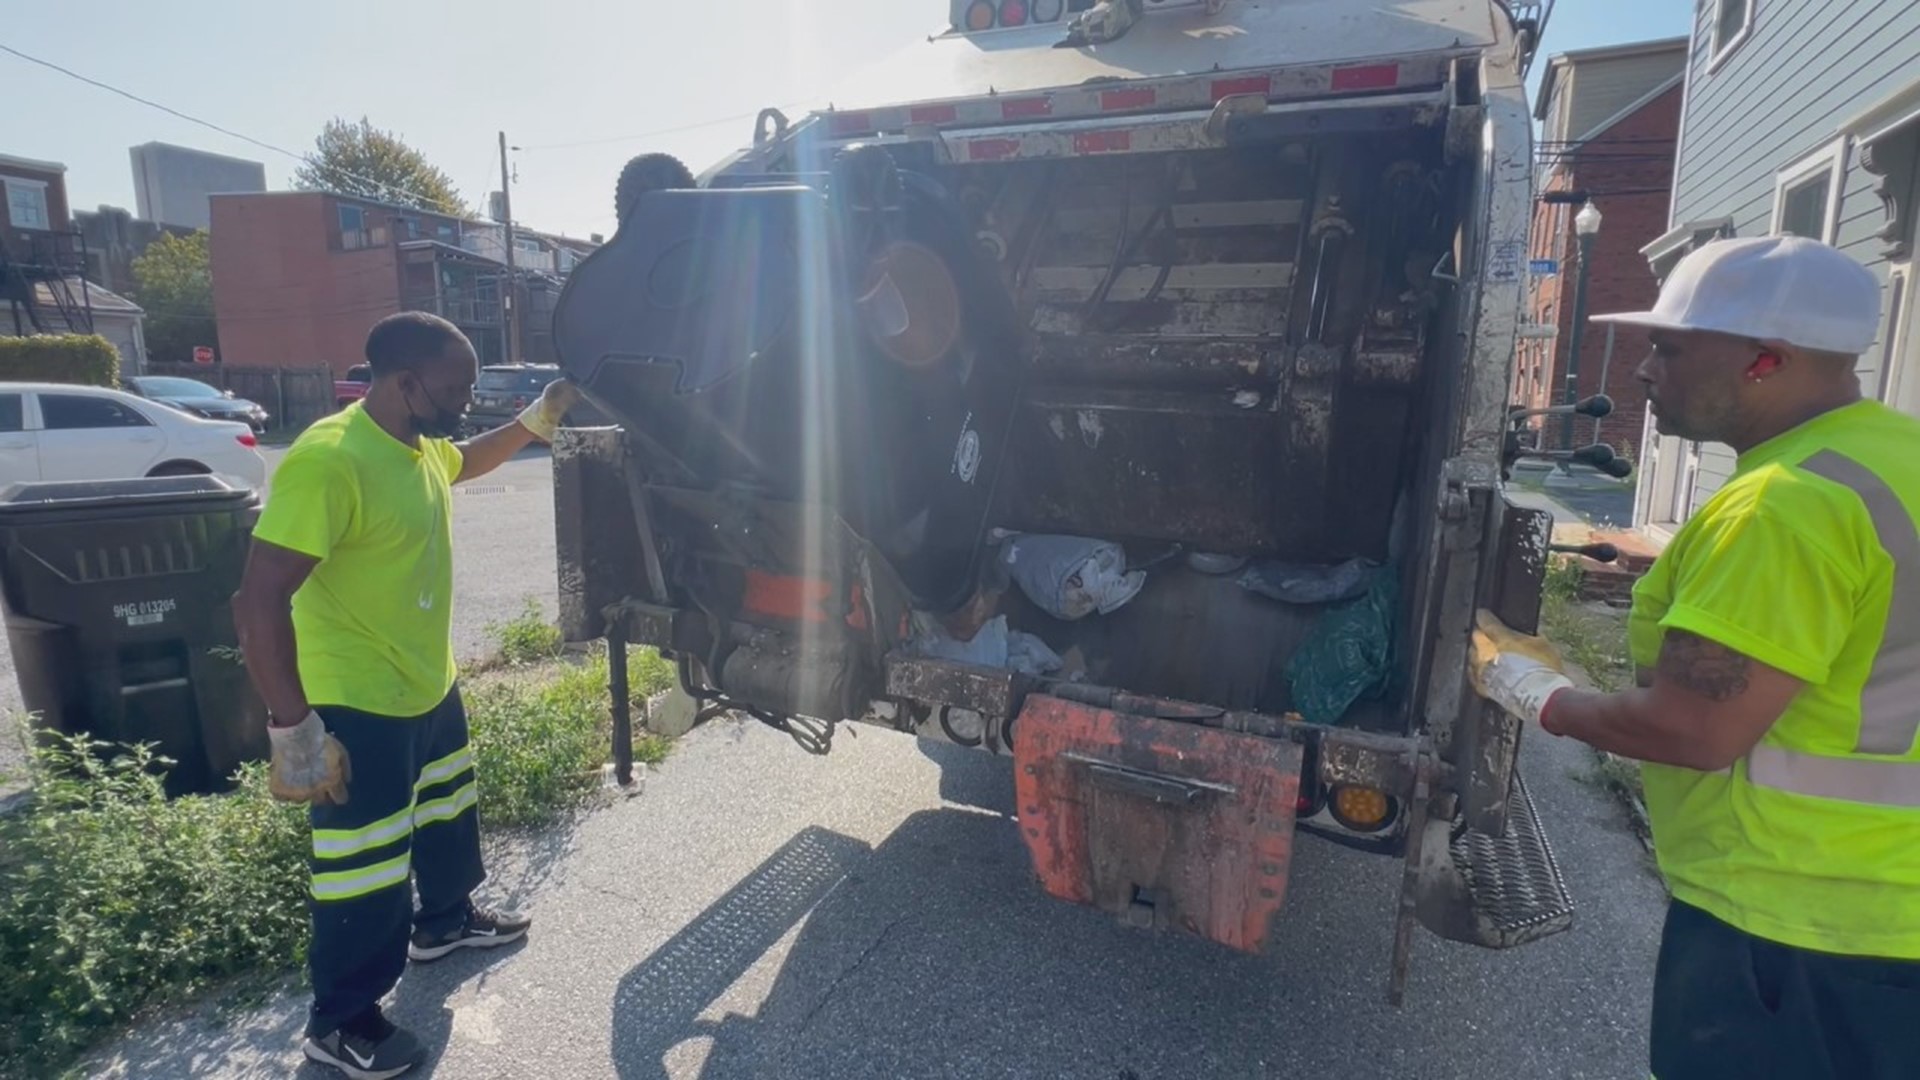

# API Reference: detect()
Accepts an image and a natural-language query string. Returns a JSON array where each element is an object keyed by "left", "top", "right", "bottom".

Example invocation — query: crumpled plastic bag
[
  {"left": 1002, "top": 534, "right": 1146, "bottom": 621},
  {"left": 1286, "top": 567, "right": 1398, "bottom": 726},
  {"left": 910, "top": 614, "right": 1064, "bottom": 677},
  {"left": 1238, "top": 556, "right": 1377, "bottom": 605}
]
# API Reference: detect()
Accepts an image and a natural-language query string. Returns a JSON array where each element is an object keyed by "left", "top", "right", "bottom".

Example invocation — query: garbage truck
[{"left": 549, "top": 0, "right": 1619, "bottom": 1001}]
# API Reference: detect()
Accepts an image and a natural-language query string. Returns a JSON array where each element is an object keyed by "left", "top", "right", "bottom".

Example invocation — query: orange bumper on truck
[{"left": 1013, "top": 693, "right": 1304, "bottom": 952}]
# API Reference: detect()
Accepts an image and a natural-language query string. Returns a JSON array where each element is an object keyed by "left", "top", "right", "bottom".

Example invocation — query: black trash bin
[{"left": 0, "top": 476, "right": 268, "bottom": 796}]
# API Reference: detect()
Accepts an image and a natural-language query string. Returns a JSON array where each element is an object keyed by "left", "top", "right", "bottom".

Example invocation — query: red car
[{"left": 333, "top": 363, "right": 371, "bottom": 409}]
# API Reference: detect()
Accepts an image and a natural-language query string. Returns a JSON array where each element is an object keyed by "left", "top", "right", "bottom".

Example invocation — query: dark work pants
[
  {"left": 306, "top": 686, "right": 484, "bottom": 1038},
  {"left": 1651, "top": 898, "right": 1920, "bottom": 1080}
]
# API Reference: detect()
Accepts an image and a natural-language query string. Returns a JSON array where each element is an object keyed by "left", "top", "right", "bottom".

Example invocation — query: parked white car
[{"left": 0, "top": 382, "right": 268, "bottom": 491}]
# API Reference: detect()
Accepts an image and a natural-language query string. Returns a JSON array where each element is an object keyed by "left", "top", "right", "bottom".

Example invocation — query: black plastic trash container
[{"left": 0, "top": 476, "right": 268, "bottom": 796}]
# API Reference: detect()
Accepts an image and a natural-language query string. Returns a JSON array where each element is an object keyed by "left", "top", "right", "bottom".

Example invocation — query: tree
[
  {"left": 292, "top": 117, "right": 467, "bottom": 215},
  {"left": 129, "top": 230, "right": 216, "bottom": 367}
]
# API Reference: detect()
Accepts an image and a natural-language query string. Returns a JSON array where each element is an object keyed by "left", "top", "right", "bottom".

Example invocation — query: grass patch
[
  {"left": 465, "top": 647, "right": 675, "bottom": 827},
  {"left": 0, "top": 623, "right": 677, "bottom": 1075},
  {"left": 485, "top": 597, "right": 565, "bottom": 667},
  {"left": 1540, "top": 561, "right": 1649, "bottom": 844}
]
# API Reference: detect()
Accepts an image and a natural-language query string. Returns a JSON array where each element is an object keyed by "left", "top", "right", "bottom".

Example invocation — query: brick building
[
  {"left": 209, "top": 191, "right": 594, "bottom": 376},
  {"left": 1, "top": 153, "right": 149, "bottom": 369},
  {"left": 1514, "top": 39, "right": 1686, "bottom": 457}
]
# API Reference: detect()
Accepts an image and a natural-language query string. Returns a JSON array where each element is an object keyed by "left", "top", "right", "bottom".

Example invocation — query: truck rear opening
[{"left": 551, "top": 0, "right": 1575, "bottom": 1000}]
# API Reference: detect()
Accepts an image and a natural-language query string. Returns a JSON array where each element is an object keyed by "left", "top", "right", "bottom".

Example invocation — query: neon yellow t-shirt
[
  {"left": 252, "top": 403, "right": 462, "bottom": 717},
  {"left": 1627, "top": 399, "right": 1920, "bottom": 958}
]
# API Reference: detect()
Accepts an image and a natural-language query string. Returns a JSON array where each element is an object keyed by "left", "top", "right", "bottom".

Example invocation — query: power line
[
  {"left": 515, "top": 105, "right": 807, "bottom": 151},
  {"left": 0, "top": 42, "right": 465, "bottom": 215}
]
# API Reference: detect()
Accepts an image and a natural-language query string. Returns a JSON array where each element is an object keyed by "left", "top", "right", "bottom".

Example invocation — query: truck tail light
[
  {"left": 1032, "top": 0, "right": 1063, "bottom": 20},
  {"left": 965, "top": 0, "right": 996, "bottom": 30},
  {"left": 236, "top": 432, "right": 258, "bottom": 449},
  {"left": 999, "top": 0, "right": 1028, "bottom": 26},
  {"left": 1329, "top": 785, "right": 1397, "bottom": 832}
]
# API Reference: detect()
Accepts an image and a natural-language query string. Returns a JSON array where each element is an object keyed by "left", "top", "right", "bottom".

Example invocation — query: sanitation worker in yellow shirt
[
  {"left": 233, "top": 311, "right": 580, "bottom": 1080},
  {"left": 1471, "top": 236, "right": 1920, "bottom": 1080}
]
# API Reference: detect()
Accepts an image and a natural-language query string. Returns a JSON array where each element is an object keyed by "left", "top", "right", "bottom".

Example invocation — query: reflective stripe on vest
[
  {"left": 1743, "top": 450, "right": 1920, "bottom": 808},
  {"left": 1800, "top": 452, "right": 1920, "bottom": 755}
]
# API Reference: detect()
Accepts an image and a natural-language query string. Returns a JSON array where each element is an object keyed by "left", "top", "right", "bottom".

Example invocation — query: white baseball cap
[{"left": 1592, "top": 234, "right": 1882, "bottom": 355}]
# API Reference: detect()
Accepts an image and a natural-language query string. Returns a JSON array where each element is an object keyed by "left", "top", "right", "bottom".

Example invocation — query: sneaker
[
  {"left": 303, "top": 1009, "right": 425, "bottom": 1080},
  {"left": 407, "top": 904, "right": 532, "bottom": 962}
]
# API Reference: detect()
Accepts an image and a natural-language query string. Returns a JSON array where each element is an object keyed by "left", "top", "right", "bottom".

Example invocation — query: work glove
[
  {"left": 1469, "top": 609, "right": 1574, "bottom": 726},
  {"left": 267, "top": 711, "right": 351, "bottom": 806},
  {"left": 517, "top": 379, "right": 583, "bottom": 443}
]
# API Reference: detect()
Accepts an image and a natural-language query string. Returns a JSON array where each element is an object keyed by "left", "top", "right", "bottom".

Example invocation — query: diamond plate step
[{"left": 1447, "top": 770, "right": 1574, "bottom": 946}]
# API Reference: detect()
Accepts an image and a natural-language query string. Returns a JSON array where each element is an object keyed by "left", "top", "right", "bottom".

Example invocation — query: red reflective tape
[
  {"left": 829, "top": 111, "right": 874, "bottom": 136},
  {"left": 909, "top": 103, "right": 958, "bottom": 125},
  {"left": 1211, "top": 75, "right": 1272, "bottom": 101},
  {"left": 1330, "top": 63, "right": 1400, "bottom": 91},
  {"left": 1100, "top": 87, "right": 1155, "bottom": 111},
  {"left": 1073, "top": 130, "right": 1132, "bottom": 154},
  {"left": 1000, "top": 97, "right": 1053, "bottom": 119},
  {"left": 967, "top": 138, "right": 1022, "bottom": 161}
]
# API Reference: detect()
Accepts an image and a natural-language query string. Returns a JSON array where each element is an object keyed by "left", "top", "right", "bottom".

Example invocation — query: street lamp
[{"left": 1562, "top": 199, "right": 1603, "bottom": 451}]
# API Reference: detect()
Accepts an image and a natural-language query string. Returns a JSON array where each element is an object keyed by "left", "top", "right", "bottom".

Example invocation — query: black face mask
[{"left": 404, "top": 379, "right": 466, "bottom": 440}]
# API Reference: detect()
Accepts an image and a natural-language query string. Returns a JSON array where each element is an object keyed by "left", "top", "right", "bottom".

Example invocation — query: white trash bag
[{"left": 1002, "top": 534, "right": 1147, "bottom": 621}]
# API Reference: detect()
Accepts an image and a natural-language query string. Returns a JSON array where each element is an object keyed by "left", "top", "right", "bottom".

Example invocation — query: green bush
[
  {"left": 0, "top": 737, "right": 310, "bottom": 1074},
  {"left": 0, "top": 334, "right": 121, "bottom": 388},
  {"left": 0, "top": 644, "right": 679, "bottom": 1074},
  {"left": 485, "top": 598, "right": 565, "bottom": 667}
]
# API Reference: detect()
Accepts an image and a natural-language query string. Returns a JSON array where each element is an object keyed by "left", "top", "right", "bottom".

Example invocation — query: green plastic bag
[{"left": 1286, "top": 566, "right": 1398, "bottom": 726}]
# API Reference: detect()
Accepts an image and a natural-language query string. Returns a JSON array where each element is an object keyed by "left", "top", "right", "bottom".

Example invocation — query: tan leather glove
[
  {"left": 1469, "top": 609, "right": 1574, "bottom": 725},
  {"left": 267, "top": 711, "right": 351, "bottom": 805},
  {"left": 517, "top": 379, "right": 583, "bottom": 442}
]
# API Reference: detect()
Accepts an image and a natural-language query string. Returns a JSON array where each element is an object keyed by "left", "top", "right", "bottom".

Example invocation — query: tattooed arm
[{"left": 1540, "top": 630, "right": 1803, "bottom": 771}]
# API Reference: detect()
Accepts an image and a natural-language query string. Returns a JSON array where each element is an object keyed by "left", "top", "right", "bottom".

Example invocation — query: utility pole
[{"left": 498, "top": 131, "right": 519, "bottom": 364}]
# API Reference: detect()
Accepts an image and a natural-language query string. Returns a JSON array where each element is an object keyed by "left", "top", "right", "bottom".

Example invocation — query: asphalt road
[
  {"left": 0, "top": 447, "right": 562, "bottom": 794},
  {"left": 74, "top": 456, "right": 1669, "bottom": 1079}
]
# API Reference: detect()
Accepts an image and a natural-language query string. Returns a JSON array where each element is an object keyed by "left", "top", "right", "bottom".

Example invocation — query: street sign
[
  {"left": 192, "top": 346, "right": 214, "bottom": 364},
  {"left": 1529, "top": 258, "right": 1558, "bottom": 276}
]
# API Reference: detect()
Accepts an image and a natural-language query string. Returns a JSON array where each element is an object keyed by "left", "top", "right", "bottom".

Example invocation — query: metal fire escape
[{"left": 0, "top": 227, "right": 95, "bottom": 335}]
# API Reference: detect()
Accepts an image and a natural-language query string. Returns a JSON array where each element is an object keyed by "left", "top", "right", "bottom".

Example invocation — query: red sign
[{"left": 192, "top": 346, "right": 214, "bottom": 364}]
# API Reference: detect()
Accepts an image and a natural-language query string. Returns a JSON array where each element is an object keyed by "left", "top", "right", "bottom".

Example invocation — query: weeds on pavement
[
  {"left": 0, "top": 609, "right": 677, "bottom": 1076},
  {"left": 465, "top": 646, "right": 675, "bottom": 827},
  {"left": 0, "top": 739, "right": 309, "bottom": 1075},
  {"left": 486, "top": 597, "right": 565, "bottom": 666},
  {"left": 1540, "top": 558, "right": 1650, "bottom": 844}
]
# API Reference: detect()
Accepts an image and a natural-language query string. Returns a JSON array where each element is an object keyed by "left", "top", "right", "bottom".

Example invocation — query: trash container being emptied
[{"left": 0, "top": 475, "right": 269, "bottom": 796}]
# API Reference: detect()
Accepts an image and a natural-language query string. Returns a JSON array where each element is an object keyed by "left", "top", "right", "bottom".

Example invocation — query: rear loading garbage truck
[{"left": 550, "top": 0, "right": 1610, "bottom": 1000}]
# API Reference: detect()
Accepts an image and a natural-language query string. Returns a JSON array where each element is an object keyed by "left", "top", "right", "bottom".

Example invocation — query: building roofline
[
  {"left": 210, "top": 188, "right": 469, "bottom": 220},
  {"left": 1534, "top": 36, "right": 1689, "bottom": 121},
  {"left": 0, "top": 153, "right": 68, "bottom": 174},
  {"left": 1545, "top": 36, "right": 1689, "bottom": 67},
  {"left": 129, "top": 141, "right": 266, "bottom": 170}
]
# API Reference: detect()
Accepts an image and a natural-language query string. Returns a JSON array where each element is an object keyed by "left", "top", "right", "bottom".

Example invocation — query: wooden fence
[{"left": 144, "top": 363, "right": 336, "bottom": 435}]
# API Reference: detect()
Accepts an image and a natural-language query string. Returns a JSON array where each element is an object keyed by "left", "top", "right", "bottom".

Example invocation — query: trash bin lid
[{"left": 0, "top": 476, "right": 256, "bottom": 522}]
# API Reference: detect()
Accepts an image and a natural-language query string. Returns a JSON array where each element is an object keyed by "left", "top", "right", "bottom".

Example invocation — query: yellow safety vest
[{"left": 1628, "top": 400, "right": 1920, "bottom": 959}]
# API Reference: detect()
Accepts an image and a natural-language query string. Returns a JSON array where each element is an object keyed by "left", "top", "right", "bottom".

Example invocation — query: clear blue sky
[{"left": 2, "top": 1, "right": 1690, "bottom": 240}]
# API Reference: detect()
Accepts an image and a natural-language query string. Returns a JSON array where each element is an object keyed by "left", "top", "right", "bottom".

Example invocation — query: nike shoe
[
  {"left": 303, "top": 1008, "right": 425, "bottom": 1080},
  {"left": 407, "top": 904, "right": 532, "bottom": 962}
]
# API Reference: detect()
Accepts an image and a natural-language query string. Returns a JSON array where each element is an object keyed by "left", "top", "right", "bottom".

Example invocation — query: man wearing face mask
[{"left": 233, "top": 311, "right": 579, "bottom": 1079}]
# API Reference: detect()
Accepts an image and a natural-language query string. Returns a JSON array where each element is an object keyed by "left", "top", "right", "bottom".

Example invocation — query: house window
[
  {"left": 5, "top": 178, "right": 50, "bottom": 231},
  {"left": 1710, "top": 0, "right": 1753, "bottom": 70},
  {"left": 1772, "top": 139, "right": 1847, "bottom": 242},
  {"left": 338, "top": 203, "right": 368, "bottom": 250}
]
